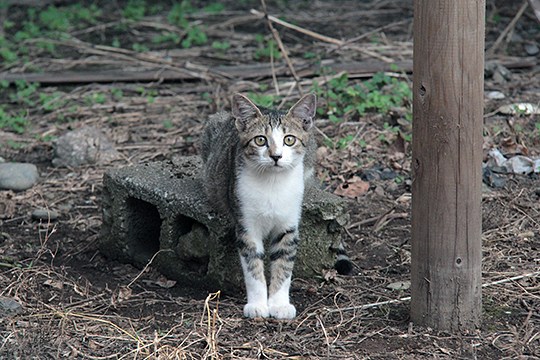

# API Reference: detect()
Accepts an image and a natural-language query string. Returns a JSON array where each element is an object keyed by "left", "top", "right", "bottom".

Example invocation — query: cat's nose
[{"left": 270, "top": 154, "right": 282, "bottom": 163}]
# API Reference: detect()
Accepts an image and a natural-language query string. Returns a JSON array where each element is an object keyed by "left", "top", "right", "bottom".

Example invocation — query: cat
[{"left": 201, "top": 93, "right": 350, "bottom": 319}]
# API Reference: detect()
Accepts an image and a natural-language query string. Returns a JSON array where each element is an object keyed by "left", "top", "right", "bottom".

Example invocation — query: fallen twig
[
  {"left": 487, "top": 0, "right": 529, "bottom": 55},
  {"left": 260, "top": 0, "right": 304, "bottom": 95},
  {"left": 327, "top": 270, "right": 540, "bottom": 313},
  {"left": 250, "top": 8, "right": 343, "bottom": 46}
]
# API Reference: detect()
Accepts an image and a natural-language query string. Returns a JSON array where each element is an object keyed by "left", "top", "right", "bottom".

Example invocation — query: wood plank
[
  {"left": 0, "top": 56, "right": 533, "bottom": 85},
  {"left": 0, "top": 60, "right": 413, "bottom": 85}
]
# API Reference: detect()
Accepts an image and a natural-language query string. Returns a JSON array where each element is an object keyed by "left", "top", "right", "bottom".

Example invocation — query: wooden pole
[{"left": 411, "top": 0, "right": 485, "bottom": 332}]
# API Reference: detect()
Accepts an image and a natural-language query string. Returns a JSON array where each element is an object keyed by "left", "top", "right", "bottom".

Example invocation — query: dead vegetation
[{"left": 1, "top": 0, "right": 539, "bottom": 358}]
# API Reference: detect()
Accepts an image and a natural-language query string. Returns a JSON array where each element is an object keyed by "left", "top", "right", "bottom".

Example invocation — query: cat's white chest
[{"left": 237, "top": 165, "right": 304, "bottom": 232}]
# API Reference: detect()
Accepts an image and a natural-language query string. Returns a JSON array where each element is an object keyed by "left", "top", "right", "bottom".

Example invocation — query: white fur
[
  {"left": 238, "top": 161, "right": 304, "bottom": 236},
  {"left": 268, "top": 277, "right": 296, "bottom": 319},
  {"left": 237, "top": 152, "right": 305, "bottom": 319},
  {"left": 240, "top": 256, "right": 269, "bottom": 318}
]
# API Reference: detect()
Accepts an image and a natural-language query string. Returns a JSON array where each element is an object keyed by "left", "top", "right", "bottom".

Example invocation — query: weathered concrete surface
[{"left": 100, "top": 156, "right": 347, "bottom": 290}]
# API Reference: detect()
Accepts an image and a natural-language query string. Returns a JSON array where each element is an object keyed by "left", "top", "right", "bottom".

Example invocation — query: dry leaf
[
  {"left": 115, "top": 286, "right": 132, "bottom": 304},
  {"left": 334, "top": 176, "right": 370, "bottom": 198},
  {"left": 43, "top": 279, "right": 64, "bottom": 290},
  {"left": 387, "top": 281, "right": 411, "bottom": 291},
  {"left": 155, "top": 276, "right": 176, "bottom": 289},
  {"left": 500, "top": 137, "right": 528, "bottom": 156}
]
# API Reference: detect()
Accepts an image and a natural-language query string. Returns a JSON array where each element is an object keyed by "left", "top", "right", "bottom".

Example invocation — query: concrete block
[{"left": 100, "top": 156, "right": 347, "bottom": 291}]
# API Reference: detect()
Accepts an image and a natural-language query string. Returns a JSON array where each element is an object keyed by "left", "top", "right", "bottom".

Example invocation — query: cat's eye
[
  {"left": 253, "top": 136, "right": 267, "bottom": 146},
  {"left": 284, "top": 135, "right": 297, "bottom": 146}
]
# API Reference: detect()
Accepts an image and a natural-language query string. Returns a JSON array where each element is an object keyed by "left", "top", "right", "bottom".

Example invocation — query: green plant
[
  {"left": 312, "top": 72, "right": 412, "bottom": 123},
  {"left": 85, "top": 92, "right": 106, "bottom": 106},
  {"left": 303, "top": 51, "right": 317, "bottom": 59},
  {"left": 69, "top": 3, "right": 102, "bottom": 24},
  {"left": 14, "top": 9, "right": 40, "bottom": 42},
  {"left": 39, "top": 91, "right": 66, "bottom": 112},
  {"left": 253, "top": 35, "right": 281, "bottom": 61},
  {"left": 152, "top": 32, "right": 181, "bottom": 45},
  {"left": 335, "top": 134, "right": 355, "bottom": 149},
  {"left": 394, "top": 175, "right": 405, "bottom": 184},
  {"left": 167, "top": 1, "right": 194, "bottom": 27},
  {"left": 39, "top": 6, "right": 70, "bottom": 32},
  {"left": 166, "top": 1, "right": 208, "bottom": 48},
  {"left": 163, "top": 119, "right": 173, "bottom": 130},
  {"left": 203, "top": 3, "right": 225, "bottom": 14},
  {"left": 123, "top": 0, "right": 146, "bottom": 20},
  {"left": 201, "top": 92, "right": 213, "bottom": 104},
  {"left": 111, "top": 37, "right": 121, "bottom": 48},
  {"left": 6, "top": 139, "right": 25, "bottom": 149},
  {"left": 247, "top": 93, "right": 276, "bottom": 108},
  {"left": 2, "top": 3, "right": 102, "bottom": 63},
  {"left": 211, "top": 40, "right": 230, "bottom": 51},
  {"left": 37, "top": 134, "right": 55, "bottom": 142},
  {"left": 111, "top": 88, "right": 124, "bottom": 100},
  {"left": 9, "top": 81, "right": 39, "bottom": 106},
  {"left": 137, "top": 87, "right": 158, "bottom": 103},
  {"left": 132, "top": 42, "right": 149, "bottom": 52},
  {"left": 181, "top": 25, "right": 207, "bottom": 48},
  {"left": 0, "top": 106, "right": 28, "bottom": 134}
]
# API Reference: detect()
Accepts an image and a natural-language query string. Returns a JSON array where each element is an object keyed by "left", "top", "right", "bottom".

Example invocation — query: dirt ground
[{"left": 1, "top": 1, "right": 539, "bottom": 359}]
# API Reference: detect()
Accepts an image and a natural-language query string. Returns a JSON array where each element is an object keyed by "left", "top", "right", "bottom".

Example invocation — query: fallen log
[
  {"left": 0, "top": 59, "right": 413, "bottom": 85},
  {"left": 0, "top": 56, "right": 534, "bottom": 85}
]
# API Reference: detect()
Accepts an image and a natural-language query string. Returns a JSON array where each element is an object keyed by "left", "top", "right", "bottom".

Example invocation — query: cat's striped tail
[{"left": 332, "top": 241, "right": 353, "bottom": 275}]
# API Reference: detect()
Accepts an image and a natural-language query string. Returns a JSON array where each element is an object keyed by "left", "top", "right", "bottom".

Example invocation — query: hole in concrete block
[
  {"left": 174, "top": 214, "right": 210, "bottom": 274},
  {"left": 126, "top": 197, "right": 161, "bottom": 263},
  {"left": 176, "top": 214, "right": 196, "bottom": 237}
]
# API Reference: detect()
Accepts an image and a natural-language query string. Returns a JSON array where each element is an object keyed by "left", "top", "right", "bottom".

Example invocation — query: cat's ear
[
  {"left": 288, "top": 93, "right": 317, "bottom": 130},
  {"left": 232, "top": 93, "right": 262, "bottom": 131}
]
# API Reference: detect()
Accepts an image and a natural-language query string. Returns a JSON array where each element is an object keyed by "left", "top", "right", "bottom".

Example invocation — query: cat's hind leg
[
  {"left": 237, "top": 226, "right": 269, "bottom": 318},
  {"left": 268, "top": 227, "right": 299, "bottom": 319}
]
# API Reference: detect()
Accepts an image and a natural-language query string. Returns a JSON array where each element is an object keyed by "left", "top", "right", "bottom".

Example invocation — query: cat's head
[{"left": 231, "top": 93, "right": 316, "bottom": 172}]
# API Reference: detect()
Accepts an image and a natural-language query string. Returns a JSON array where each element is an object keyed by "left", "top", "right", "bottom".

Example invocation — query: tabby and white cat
[{"left": 201, "top": 93, "right": 331, "bottom": 319}]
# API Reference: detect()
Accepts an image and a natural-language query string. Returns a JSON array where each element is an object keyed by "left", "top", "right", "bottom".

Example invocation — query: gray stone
[
  {"left": 53, "top": 126, "right": 121, "bottom": 167},
  {"left": 100, "top": 157, "right": 347, "bottom": 291},
  {"left": 0, "top": 163, "right": 39, "bottom": 191},
  {"left": 0, "top": 297, "right": 23, "bottom": 317},
  {"left": 486, "top": 91, "right": 505, "bottom": 100},
  {"left": 32, "top": 208, "right": 59, "bottom": 221},
  {"left": 483, "top": 167, "right": 506, "bottom": 189},
  {"left": 525, "top": 43, "right": 539, "bottom": 56}
]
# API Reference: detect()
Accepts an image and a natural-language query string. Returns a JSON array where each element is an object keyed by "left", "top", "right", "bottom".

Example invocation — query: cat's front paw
[
  {"left": 269, "top": 303, "right": 296, "bottom": 320},
  {"left": 243, "top": 303, "right": 269, "bottom": 318}
]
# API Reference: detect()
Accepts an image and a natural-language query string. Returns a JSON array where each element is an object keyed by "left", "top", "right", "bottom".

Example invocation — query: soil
[{"left": 1, "top": 1, "right": 539, "bottom": 359}]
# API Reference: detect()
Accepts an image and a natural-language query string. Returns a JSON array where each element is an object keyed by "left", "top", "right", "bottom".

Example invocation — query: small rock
[
  {"left": 0, "top": 296, "right": 23, "bottom": 317},
  {"left": 490, "top": 63, "right": 512, "bottom": 84},
  {"left": 483, "top": 168, "right": 506, "bottom": 189},
  {"left": 486, "top": 91, "right": 505, "bottom": 100},
  {"left": 380, "top": 168, "right": 397, "bottom": 181},
  {"left": 361, "top": 169, "right": 380, "bottom": 181},
  {"left": 32, "top": 208, "right": 59, "bottom": 221},
  {"left": 534, "top": 188, "right": 540, "bottom": 197},
  {"left": 525, "top": 43, "right": 539, "bottom": 56},
  {"left": 0, "top": 156, "right": 5, "bottom": 163},
  {"left": 53, "top": 126, "right": 121, "bottom": 167},
  {"left": 0, "top": 163, "right": 39, "bottom": 191}
]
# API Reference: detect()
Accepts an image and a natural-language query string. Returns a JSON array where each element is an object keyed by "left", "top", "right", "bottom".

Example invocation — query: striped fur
[{"left": 201, "top": 93, "right": 317, "bottom": 319}]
